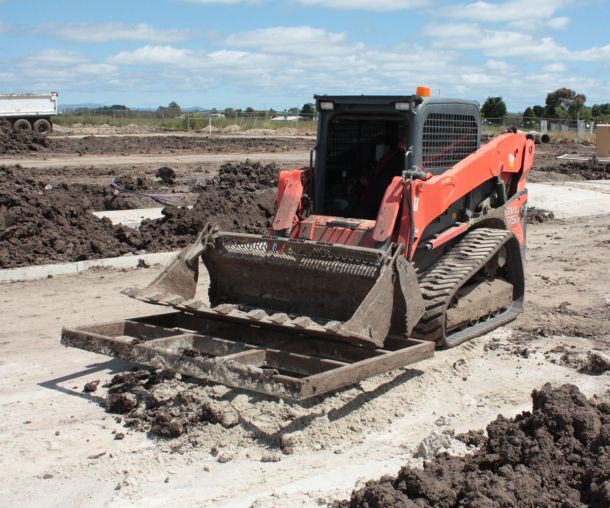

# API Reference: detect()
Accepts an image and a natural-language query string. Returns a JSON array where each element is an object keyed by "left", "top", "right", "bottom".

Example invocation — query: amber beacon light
[{"left": 416, "top": 86, "right": 431, "bottom": 97}]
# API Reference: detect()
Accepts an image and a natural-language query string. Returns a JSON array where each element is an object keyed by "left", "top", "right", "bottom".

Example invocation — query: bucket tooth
[
  {"left": 269, "top": 313, "right": 289, "bottom": 324},
  {"left": 147, "top": 292, "right": 167, "bottom": 304},
  {"left": 163, "top": 294, "right": 184, "bottom": 306},
  {"left": 181, "top": 298, "right": 204, "bottom": 310},
  {"left": 246, "top": 309, "right": 268, "bottom": 321},
  {"left": 215, "top": 304, "right": 238, "bottom": 315},
  {"left": 324, "top": 320, "right": 342, "bottom": 333},
  {"left": 122, "top": 288, "right": 136, "bottom": 298},
  {"left": 292, "top": 316, "right": 315, "bottom": 329}
]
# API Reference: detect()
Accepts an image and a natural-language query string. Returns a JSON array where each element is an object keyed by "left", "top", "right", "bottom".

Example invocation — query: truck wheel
[
  {"left": 33, "top": 119, "right": 52, "bottom": 134},
  {"left": 14, "top": 119, "right": 32, "bottom": 131}
]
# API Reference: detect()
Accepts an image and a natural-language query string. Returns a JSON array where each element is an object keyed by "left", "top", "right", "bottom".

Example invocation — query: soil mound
[
  {"left": 0, "top": 119, "right": 48, "bottom": 155},
  {"left": 336, "top": 383, "right": 610, "bottom": 508},
  {"left": 137, "top": 160, "right": 279, "bottom": 251},
  {"left": 536, "top": 158, "right": 609, "bottom": 180},
  {"left": 105, "top": 370, "right": 239, "bottom": 438},
  {"left": 0, "top": 166, "right": 141, "bottom": 268},
  {"left": 0, "top": 161, "right": 279, "bottom": 268}
]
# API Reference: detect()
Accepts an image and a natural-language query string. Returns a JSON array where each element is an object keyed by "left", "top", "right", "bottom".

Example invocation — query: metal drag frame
[{"left": 61, "top": 311, "right": 434, "bottom": 401}]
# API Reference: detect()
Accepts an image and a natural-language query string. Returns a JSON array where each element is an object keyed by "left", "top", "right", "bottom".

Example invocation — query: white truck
[{"left": 0, "top": 92, "right": 58, "bottom": 134}]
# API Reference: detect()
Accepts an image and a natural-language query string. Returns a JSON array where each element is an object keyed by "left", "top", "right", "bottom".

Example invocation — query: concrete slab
[
  {"left": 0, "top": 251, "right": 178, "bottom": 284},
  {"left": 557, "top": 154, "right": 610, "bottom": 162},
  {"left": 527, "top": 181, "right": 610, "bottom": 219},
  {"left": 92, "top": 208, "right": 165, "bottom": 228}
]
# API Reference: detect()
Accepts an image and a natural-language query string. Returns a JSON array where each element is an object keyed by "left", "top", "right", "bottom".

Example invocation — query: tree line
[
  {"left": 481, "top": 88, "right": 610, "bottom": 125},
  {"left": 65, "top": 101, "right": 317, "bottom": 119}
]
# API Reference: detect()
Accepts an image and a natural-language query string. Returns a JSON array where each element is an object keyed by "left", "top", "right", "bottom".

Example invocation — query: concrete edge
[
  {"left": 557, "top": 154, "right": 610, "bottom": 162},
  {"left": 0, "top": 251, "right": 178, "bottom": 284}
]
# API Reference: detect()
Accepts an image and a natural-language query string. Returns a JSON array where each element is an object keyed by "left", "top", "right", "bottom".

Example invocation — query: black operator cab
[{"left": 312, "top": 92, "right": 481, "bottom": 222}]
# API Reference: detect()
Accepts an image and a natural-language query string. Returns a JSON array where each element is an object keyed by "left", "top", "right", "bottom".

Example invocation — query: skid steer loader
[{"left": 62, "top": 87, "right": 534, "bottom": 400}]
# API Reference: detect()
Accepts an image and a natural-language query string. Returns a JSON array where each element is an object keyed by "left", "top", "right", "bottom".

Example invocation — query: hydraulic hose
[{"left": 111, "top": 178, "right": 186, "bottom": 207}]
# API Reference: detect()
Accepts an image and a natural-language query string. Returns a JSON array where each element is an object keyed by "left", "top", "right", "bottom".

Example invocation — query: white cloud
[
  {"left": 443, "top": 0, "right": 571, "bottom": 22},
  {"left": 225, "top": 26, "right": 357, "bottom": 55},
  {"left": 36, "top": 22, "right": 193, "bottom": 43},
  {"left": 108, "top": 45, "right": 197, "bottom": 66},
  {"left": 0, "top": 21, "right": 12, "bottom": 32},
  {"left": 485, "top": 59, "right": 512, "bottom": 71},
  {"left": 508, "top": 15, "right": 570, "bottom": 32},
  {"left": 423, "top": 22, "right": 610, "bottom": 62},
  {"left": 298, "top": 0, "right": 430, "bottom": 9},
  {"left": 547, "top": 16, "right": 570, "bottom": 29},
  {"left": 542, "top": 62, "right": 566, "bottom": 73},
  {"left": 24, "top": 49, "right": 91, "bottom": 66}
]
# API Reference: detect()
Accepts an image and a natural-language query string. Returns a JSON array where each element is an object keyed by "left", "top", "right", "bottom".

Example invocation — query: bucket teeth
[
  {"left": 269, "top": 313, "right": 289, "bottom": 324},
  {"left": 246, "top": 309, "right": 268, "bottom": 321},
  {"left": 122, "top": 288, "right": 136, "bottom": 298}
]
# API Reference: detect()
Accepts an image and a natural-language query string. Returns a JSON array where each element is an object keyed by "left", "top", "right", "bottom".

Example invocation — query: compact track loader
[{"left": 62, "top": 88, "right": 535, "bottom": 400}]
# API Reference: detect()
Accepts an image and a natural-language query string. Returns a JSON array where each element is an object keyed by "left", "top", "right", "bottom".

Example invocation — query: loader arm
[{"left": 402, "top": 133, "right": 535, "bottom": 254}]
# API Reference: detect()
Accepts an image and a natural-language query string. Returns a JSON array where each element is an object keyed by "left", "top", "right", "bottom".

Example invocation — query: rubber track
[{"left": 413, "top": 227, "right": 516, "bottom": 346}]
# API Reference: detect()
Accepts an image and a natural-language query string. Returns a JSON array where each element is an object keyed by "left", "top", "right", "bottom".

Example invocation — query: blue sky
[{"left": 0, "top": 0, "right": 608, "bottom": 111}]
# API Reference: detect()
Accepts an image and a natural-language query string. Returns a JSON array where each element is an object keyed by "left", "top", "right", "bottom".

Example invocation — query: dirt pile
[
  {"left": 336, "top": 383, "right": 610, "bottom": 508},
  {"left": 535, "top": 158, "right": 609, "bottom": 180},
  {"left": 0, "top": 165, "right": 142, "bottom": 268},
  {"left": 0, "top": 119, "right": 48, "bottom": 155},
  {"left": 527, "top": 206, "right": 555, "bottom": 223},
  {"left": 0, "top": 161, "right": 279, "bottom": 267},
  {"left": 137, "top": 160, "right": 279, "bottom": 251},
  {"left": 105, "top": 370, "right": 239, "bottom": 438},
  {"left": 45, "top": 134, "right": 312, "bottom": 156}
]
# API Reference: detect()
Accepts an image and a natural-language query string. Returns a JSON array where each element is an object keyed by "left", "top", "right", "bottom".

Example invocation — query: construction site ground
[{"left": 1, "top": 127, "right": 609, "bottom": 507}]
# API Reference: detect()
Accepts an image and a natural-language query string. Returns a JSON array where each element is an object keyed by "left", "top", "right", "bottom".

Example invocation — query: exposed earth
[{"left": 0, "top": 126, "right": 608, "bottom": 507}]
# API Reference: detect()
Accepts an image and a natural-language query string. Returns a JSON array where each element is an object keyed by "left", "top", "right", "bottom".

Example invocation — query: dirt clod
[
  {"left": 581, "top": 351, "right": 610, "bottom": 374},
  {"left": 528, "top": 206, "right": 555, "bottom": 223},
  {"left": 336, "top": 383, "right": 610, "bottom": 508},
  {"left": 104, "top": 369, "right": 241, "bottom": 438},
  {"left": 83, "top": 380, "right": 100, "bottom": 393}
]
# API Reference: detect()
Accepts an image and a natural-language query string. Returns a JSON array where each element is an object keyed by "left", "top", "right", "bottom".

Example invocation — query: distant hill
[
  {"left": 59, "top": 103, "right": 211, "bottom": 113},
  {"left": 59, "top": 103, "right": 106, "bottom": 112}
]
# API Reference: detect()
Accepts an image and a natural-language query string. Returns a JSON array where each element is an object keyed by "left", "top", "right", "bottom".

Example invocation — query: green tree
[
  {"left": 532, "top": 105, "right": 545, "bottom": 118},
  {"left": 481, "top": 97, "right": 507, "bottom": 124},
  {"left": 300, "top": 103, "right": 315, "bottom": 119},
  {"left": 167, "top": 101, "right": 182, "bottom": 117},
  {"left": 224, "top": 107, "right": 236, "bottom": 118},
  {"left": 522, "top": 107, "right": 536, "bottom": 128},
  {"left": 157, "top": 101, "right": 182, "bottom": 118},
  {"left": 544, "top": 88, "right": 586, "bottom": 119},
  {"left": 592, "top": 103, "right": 610, "bottom": 119}
]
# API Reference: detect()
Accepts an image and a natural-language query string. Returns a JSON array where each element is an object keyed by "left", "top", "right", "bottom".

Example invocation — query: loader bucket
[{"left": 125, "top": 226, "right": 424, "bottom": 348}]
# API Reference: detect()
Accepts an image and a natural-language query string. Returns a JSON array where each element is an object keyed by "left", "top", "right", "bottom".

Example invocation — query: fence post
[
  {"left": 540, "top": 120, "right": 547, "bottom": 134},
  {"left": 209, "top": 116, "right": 212, "bottom": 134}
]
